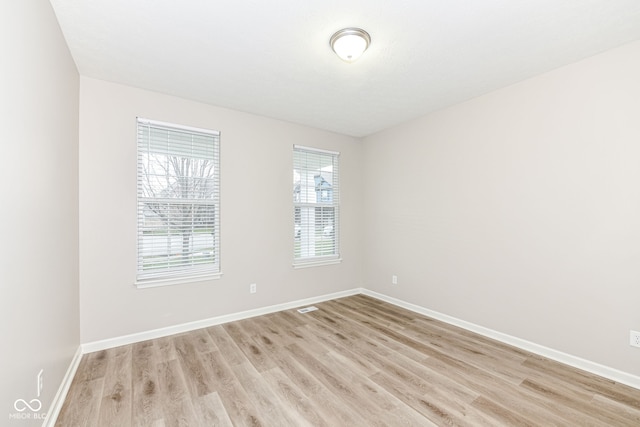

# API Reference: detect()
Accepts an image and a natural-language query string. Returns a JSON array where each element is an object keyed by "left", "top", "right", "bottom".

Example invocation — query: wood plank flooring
[{"left": 55, "top": 295, "right": 640, "bottom": 426}]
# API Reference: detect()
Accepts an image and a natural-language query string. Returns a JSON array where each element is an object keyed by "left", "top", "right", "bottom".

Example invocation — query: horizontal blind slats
[
  {"left": 293, "top": 145, "right": 340, "bottom": 262},
  {"left": 137, "top": 118, "right": 220, "bottom": 281}
]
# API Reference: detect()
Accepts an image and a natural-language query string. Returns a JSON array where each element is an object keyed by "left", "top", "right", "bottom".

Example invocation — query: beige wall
[
  {"left": 4, "top": 2, "right": 639, "bottom": 410},
  {"left": 78, "top": 77, "right": 363, "bottom": 343},
  {"left": 1, "top": 0, "right": 80, "bottom": 424},
  {"left": 363, "top": 40, "right": 640, "bottom": 375}
]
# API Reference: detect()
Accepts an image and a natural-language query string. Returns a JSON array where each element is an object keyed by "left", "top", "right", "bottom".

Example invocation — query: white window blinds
[
  {"left": 293, "top": 145, "right": 340, "bottom": 265},
  {"left": 136, "top": 118, "right": 220, "bottom": 283}
]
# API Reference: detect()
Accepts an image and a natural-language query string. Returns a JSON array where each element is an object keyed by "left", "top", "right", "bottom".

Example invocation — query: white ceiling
[{"left": 50, "top": 0, "right": 640, "bottom": 137}]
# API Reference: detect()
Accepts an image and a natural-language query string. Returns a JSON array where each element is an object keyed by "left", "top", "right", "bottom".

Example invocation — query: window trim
[
  {"left": 134, "top": 271, "right": 222, "bottom": 289},
  {"left": 135, "top": 117, "right": 221, "bottom": 287},
  {"left": 292, "top": 257, "right": 342, "bottom": 269},
  {"left": 293, "top": 144, "right": 341, "bottom": 268}
]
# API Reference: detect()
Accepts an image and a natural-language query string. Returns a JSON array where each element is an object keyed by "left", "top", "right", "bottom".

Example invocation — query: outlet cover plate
[{"left": 631, "top": 330, "right": 640, "bottom": 348}]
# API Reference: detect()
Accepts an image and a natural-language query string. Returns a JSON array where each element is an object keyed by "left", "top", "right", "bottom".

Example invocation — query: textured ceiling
[{"left": 50, "top": 0, "right": 640, "bottom": 137}]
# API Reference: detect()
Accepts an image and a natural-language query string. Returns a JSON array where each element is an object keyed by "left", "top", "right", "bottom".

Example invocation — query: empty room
[{"left": 3, "top": 0, "right": 640, "bottom": 425}]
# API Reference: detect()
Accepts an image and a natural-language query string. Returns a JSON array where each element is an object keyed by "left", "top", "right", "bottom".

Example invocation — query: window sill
[
  {"left": 135, "top": 272, "right": 223, "bottom": 289},
  {"left": 293, "top": 258, "right": 342, "bottom": 269}
]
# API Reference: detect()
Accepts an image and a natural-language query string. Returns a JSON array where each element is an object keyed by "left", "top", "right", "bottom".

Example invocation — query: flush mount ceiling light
[{"left": 330, "top": 28, "right": 371, "bottom": 63}]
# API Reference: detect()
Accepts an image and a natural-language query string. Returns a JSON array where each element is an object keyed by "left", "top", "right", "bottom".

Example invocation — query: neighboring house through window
[
  {"left": 293, "top": 145, "right": 340, "bottom": 267},
  {"left": 136, "top": 118, "right": 221, "bottom": 286}
]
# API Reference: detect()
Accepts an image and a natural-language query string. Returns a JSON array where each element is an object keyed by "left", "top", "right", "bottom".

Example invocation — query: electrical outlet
[
  {"left": 630, "top": 330, "right": 640, "bottom": 348},
  {"left": 250, "top": 283, "right": 256, "bottom": 294},
  {"left": 392, "top": 275, "right": 398, "bottom": 285}
]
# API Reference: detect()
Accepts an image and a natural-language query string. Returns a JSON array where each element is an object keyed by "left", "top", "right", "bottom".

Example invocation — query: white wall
[
  {"left": 4, "top": 3, "right": 638, "bottom": 412},
  {"left": 0, "top": 1, "right": 79, "bottom": 424},
  {"left": 363, "top": 40, "right": 640, "bottom": 376},
  {"left": 79, "top": 77, "right": 363, "bottom": 343}
]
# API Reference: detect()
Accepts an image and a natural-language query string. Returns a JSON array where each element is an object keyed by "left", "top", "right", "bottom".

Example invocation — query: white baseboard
[
  {"left": 361, "top": 289, "right": 640, "bottom": 390},
  {"left": 77, "top": 286, "right": 640, "bottom": 392},
  {"left": 42, "top": 345, "right": 83, "bottom": 427},
  {"left": 81, "top": 288, "right": 363, "bottom": 353}
]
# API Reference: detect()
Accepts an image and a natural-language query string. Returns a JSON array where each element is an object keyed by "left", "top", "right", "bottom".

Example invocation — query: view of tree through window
[
  {"left": 137, "top": 119, "right": 220, "bottom": 281},
  {"left": 293, "top": 146, "right": 340, "bottom": 264}
]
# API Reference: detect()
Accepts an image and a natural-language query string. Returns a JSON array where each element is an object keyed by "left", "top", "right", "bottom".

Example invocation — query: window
[
  {"left": 293, "top": 145, "right": 340, "bottom": 267},
  {"left": 136, "top": 118, "right": 220, "bottom": 286}
]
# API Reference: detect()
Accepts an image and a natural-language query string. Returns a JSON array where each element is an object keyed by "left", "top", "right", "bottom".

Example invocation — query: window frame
[
  {"left": 293, "top": 144, "right": 341, "bottom": 268},
  {"left": 135, "top": 118, "right": 221, "bottom": 288}
]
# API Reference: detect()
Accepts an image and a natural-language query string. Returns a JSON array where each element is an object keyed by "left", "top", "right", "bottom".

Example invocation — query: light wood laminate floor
[{"left": 56, "top": 294, "right": 640, "bottom": 426}]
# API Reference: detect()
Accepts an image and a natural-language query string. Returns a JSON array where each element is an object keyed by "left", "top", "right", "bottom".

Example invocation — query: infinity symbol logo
[{"left": 14, "top": 398, "right": 42, "bottom": 412}]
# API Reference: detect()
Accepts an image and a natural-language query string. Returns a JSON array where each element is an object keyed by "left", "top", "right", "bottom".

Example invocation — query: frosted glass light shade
[{"left": 330, "top": 28, "right": 371, "bottom": 62}]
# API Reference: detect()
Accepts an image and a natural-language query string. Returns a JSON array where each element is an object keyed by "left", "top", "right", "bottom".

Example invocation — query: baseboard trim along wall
[
  {"left": 43, "top": 345, "right": 83, "bottom": 427},
  {"left": 78, "top": 287, "right": 640, "bottom": 392},
  {"left": 81, "top": 288, "right": 363, "bottom": 354},
  {"left": 362, "top": 289, "right": 640, "bottom": 391}
]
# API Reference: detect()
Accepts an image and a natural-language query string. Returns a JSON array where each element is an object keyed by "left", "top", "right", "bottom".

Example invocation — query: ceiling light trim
[{"left": 330, "top": 27, "right": 371, "bottom": 63}]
